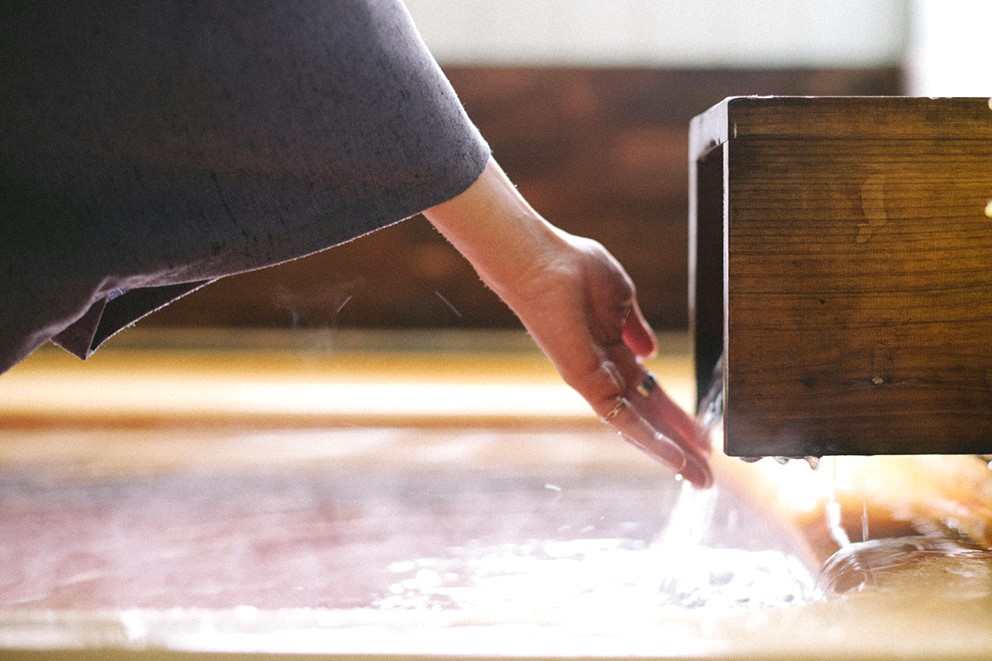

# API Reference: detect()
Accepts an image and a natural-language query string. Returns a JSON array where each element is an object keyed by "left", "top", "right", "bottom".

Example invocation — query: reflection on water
[
  {"left": 4, "top": 425, "right": 992, "bottom": 656},
  {"left": 0, "top": 432, "right": 819, "bottom": 618}
]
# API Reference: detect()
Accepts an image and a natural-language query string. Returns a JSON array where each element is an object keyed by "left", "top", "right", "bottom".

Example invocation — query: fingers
[
  {"left": 562, "top": 327, "right": 712, "bottom": 487},
  {"left": 611, "top": 349, "right": 711, "bottom": 452},
  {"left": 603, "top": 393, "right": 711, "bottom": 488},
  {"left": 635, "top": 391, "right": 712, "bottom": 488},
  {"left": 637, "top": 379, "right": 713, "bottom": 458},
  {"left": 580, "top": 348, "right": 713, "bottom": 488},
  {"left": 620, "top": 300, "right": 657, "bottom": 359},
  {"left": 680, "top": 451, "right": 713, "bottom": 491},
  {"left": 582, "top": 360, "right": 689, "bottom": 479},
  {"left": 603, "top": 396, "right": 688, "bottom": 474},
  {"left": 606, "top": 352, "right": 714, "bottom": 488}
]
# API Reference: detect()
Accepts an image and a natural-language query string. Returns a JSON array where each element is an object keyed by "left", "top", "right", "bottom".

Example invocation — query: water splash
[
  {"left": 433, "top": 290, "right": 463, "bottom": 319},
  {"left": 374, "top": 529, "right": 817, "bottom": 614},
  {"left": 654, "top": 482, "right": 817, "bottom": 608},
  {"left": 373, "top": 464, "right": 819, "bottom": 614}
]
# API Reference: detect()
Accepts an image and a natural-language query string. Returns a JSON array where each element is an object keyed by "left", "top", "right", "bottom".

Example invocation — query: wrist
[{"left": 424, "top": 157, "right": 567, "bottom": 298}]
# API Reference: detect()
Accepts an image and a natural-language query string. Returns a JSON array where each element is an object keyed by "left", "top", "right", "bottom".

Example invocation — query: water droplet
[{"left": 434, "top": 290, "right": 463, "bottom": 318}]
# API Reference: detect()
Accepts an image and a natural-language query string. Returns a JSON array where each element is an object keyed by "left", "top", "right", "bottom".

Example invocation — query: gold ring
[
  {"left": 602, "top": 397, "right": 628, "bottom": 421},
  {"left": 635, "top": 373, "right": 657, "bottom": 398}
]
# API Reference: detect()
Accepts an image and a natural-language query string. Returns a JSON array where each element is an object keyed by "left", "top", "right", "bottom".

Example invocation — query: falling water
[
  {"left": 648, "top": 353, "right": 818, "bottom": 608},
  {"left": 696, "top": 355, "right": 725, "bottom": 435},
  {"left": 862, "top": 496, "right": 870, "bottom": 543},
  {"left": 825, "top": 458, "right": 852, "bottom": 549}
]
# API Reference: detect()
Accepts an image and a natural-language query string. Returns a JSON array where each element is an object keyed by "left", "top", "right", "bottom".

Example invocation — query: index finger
[{"left": 620, "top": 299, "right": 657, "bottom": 359}]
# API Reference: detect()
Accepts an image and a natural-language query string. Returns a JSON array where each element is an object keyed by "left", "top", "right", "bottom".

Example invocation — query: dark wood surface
[
  {"left": 145, "top": 67, "right": 902, "bottom": 331},
  {"left": 690, "top": 97, "right": 992, "bottom": 456},
  {"left": 688, "top": 142, "right": 726, "bottom": 405},
  {"left": 692, "top": 96, "right": 992, "bottom": 149}
]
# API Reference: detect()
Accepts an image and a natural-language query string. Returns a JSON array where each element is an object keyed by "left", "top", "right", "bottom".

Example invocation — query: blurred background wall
[{"left": 147, "top": 0, "right": 986, "bottom": 334}]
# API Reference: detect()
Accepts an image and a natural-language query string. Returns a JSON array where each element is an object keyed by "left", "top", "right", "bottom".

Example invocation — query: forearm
[
  {"left": 424, "top": 155, "right": 711, "bottom": 486},
  {"left": 423, "top": 157, "right": 567, "bottom": 303}
]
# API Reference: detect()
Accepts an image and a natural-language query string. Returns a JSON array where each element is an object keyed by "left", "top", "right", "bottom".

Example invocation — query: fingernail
[{"left": 680, "top": 451, "right": 714, "bottom": 490}]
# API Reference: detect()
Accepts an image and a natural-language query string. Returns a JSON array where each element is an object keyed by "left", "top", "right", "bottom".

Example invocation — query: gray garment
[{"left": 0, "top": 0, "right": 489, "bottom": 373}]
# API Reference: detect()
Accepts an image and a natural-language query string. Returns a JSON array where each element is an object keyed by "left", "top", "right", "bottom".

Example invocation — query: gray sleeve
[{"left": 1, "top": 0, "right": 490, "bottom": 368}]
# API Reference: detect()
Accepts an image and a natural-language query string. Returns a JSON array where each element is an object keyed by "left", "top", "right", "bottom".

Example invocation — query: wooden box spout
[{"left": 688, "top": 96, "right": 992, "bottom": 457}]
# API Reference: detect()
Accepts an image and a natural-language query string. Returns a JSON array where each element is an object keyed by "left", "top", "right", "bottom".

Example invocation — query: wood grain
[{"left": 690, "top": 97, "right": 992, "bottom": 456}]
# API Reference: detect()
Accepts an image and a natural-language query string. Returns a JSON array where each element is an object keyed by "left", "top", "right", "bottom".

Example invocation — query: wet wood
[{"left": 690, "top": 97, "right": 992, "bottom": 457}]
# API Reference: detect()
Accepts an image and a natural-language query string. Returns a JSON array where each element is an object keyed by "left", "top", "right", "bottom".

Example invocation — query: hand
[
  {"left": 425, "top": 158, "right": 712, "bottom": 487},
  {"left": 495, "top": 231, "right": 713, "bottom": 488}
]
